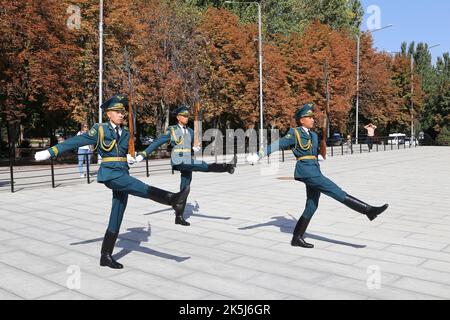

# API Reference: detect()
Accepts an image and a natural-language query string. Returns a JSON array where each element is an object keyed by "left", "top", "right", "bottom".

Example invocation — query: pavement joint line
[{"left": 1, "top": 147, "right": 449, "bottom": 299}]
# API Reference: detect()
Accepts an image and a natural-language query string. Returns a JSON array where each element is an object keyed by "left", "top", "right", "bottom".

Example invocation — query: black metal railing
[
  {"left": 1, "top": 136, "right": 419, "bottom": 193},
  {"left": 277, "top": 135, "right": 419, "bottom": 162}
]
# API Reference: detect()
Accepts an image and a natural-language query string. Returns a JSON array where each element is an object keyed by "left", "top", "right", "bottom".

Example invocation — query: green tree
[{"left": 185, "top": 0, "right": 363, "bottom": 36}]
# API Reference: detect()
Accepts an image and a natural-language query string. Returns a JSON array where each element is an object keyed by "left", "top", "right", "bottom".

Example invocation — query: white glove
[
  {"left": 318, "top": 155, "right": 326, "bottom": 162},
  {"left": 127, "top": 154, "right": 136, "bottom": 165},
  {"left": 247, "top": 153, "right": 260, "bottom": 164},
  {"left": 135, "top": 154, "right": 144, "bottom": 163},
  {"left": 193, "top": 146, "right": 201, "bottom": 152},
  {"left": 35, "top": 150, "right": 51, "bottom": 161}
]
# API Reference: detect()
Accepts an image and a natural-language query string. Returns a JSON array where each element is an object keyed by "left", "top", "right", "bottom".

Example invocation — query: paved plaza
[{"left": 0, "top": 146, "right": 450, "bottom": 300}]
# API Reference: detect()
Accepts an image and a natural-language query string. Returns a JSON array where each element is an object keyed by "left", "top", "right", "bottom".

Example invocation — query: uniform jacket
[
  {"left": 262, "top": 127, "right": 322, "bottom": 179},
  {"left": 48, "top": 123, "right": 130, "bottom": 183},
  {"left": 140, "top": 125, "right": 194, "bottom": 167}
]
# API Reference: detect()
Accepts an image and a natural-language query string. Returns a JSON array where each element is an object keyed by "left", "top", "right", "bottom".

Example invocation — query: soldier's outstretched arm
[
  {"left": 136, "top": 130, "right": 171, "bottom": 162},
  {"left": 247, "top": 128, "right": 296, "bottom": 164},
  {"left": 35, "top": 124, "right": 100, "bottom": 161}
]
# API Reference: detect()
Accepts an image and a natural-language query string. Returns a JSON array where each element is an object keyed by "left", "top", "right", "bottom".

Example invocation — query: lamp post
[
  {"left": 98, "top": 0, "right": 104, "bottom": 124},
  {"left": 355, "top": 24, "right": 393, "bottom": 144},
  {"left": 224, "top": 1, "right": 264, "bottom": 152},
  {"left": 97, "top": 0, "right": 104, "bottom": 164}
]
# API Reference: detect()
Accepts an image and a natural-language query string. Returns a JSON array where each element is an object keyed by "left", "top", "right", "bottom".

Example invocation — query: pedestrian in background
[
  {"left": 77, "top": 124, "right": 92, "bottom": 178},
  {"left": 364, "top": 123, "right": 377, "bottom": 151}
]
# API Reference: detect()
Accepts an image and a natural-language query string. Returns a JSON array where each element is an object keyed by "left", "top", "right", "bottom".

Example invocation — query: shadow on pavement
[
  {"left": 143, "top": 201, "right": 231, "bottom": 222},
  {"left": 70, "top": 225, "right": 190, "bottom": 262},
  {"left": 238, "top": 215, "right": 366, "bottom": 249}
]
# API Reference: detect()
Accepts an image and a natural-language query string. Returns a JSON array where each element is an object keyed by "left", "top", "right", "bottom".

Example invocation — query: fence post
[
  {"left": 384, "top": 139, "right": 386, "bottom": 151},
  {"left": 86, "top": 153, "right": 91, "bottom": 184},
  {"left": 376, "top": 142, "right": 379, "bottom": 152},
  {"left": 282, "top": 149, "right": 285, "bottom": 162},
  {"left": 9, "top": 154, "right": 14, "bottom": 193},
  {"left": 51, "top": 158, "right": 56, "bottom": 188},
  {"left": 341, "top": 143, "right": 344, "bottom": 156},
  {"left": 146, "top": 157, "right": 150, "bottom": 177},
  {"left": 331, "top": 144, "right": 334, "bottom": 157},
  {"left": 351, "top": 140, "right": 354, "bottom": 154},
  {"left": 360, "top": 142, "right": 362, "bottom": 154}
]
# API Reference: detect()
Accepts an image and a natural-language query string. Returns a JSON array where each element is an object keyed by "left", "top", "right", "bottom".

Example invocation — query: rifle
[
  {"left": 319, "top": 61, "right": 330, "bottom": 159},
  {"left": 124, "top": 46, "right": 135, "bottom": 156},
  {"left": 193, "top": 102, "right": 203, "bottom": 153}
]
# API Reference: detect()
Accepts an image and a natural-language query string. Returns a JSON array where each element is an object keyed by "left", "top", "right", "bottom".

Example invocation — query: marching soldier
[
  {"left": 247, "top": 104, "right": 388, "bottom": 248},
  {"left": 35, "top": 95, "right": 190, "bottom": 269},
  {"left": 136, "top": 105, "right": 237, "bottom": 226}
]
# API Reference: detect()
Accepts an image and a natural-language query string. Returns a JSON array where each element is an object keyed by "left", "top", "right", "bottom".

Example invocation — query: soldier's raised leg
[{"left": 303, "top": 176, "right": 388, "bottom": 221}]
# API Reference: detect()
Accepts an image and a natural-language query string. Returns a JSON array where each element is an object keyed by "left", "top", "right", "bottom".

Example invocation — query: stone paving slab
[{"left": 0, "top": 147, "right": 450, "bottom": 299}]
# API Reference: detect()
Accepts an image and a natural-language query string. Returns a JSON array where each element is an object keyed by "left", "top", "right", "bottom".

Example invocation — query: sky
[{"left": 360, "top": 0, "right": 449, "bottom": 64}]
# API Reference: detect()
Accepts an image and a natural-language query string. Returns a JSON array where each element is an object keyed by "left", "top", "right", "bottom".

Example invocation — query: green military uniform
[
  {"left": 259, "top": 104, "right": 388, "bottom": 248},
  {"left": 139, "top": 106, "right": 236, "bottom": 226},
  {"left": 45, "top": 95, "right": 189, "bottom": 268}
]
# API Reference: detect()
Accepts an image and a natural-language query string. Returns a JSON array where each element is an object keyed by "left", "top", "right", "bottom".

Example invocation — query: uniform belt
[
  {"left": 173, "top": 148, "right": 191, "bottom": 152},
  {"left": 297, "top": 156, "right": 317, "bottom": 161},
  {"left": 102, "top": 157, "right": 127, "bottom": 163}
]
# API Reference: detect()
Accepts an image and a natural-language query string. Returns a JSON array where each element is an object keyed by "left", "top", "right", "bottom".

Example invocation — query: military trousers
[
  {"left": 103, "top": 173, "right": 150, "bottom": 233},
  {"left": 296, "top": 175, "right": 347, "bottom": 219},
  {"left": 173, "top": 161, "right": 209, "bottom": 190}
]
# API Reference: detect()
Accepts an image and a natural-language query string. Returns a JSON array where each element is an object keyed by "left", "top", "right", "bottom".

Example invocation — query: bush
[{"left": 435, "top": 127, "right": 450, "bottom": 146}]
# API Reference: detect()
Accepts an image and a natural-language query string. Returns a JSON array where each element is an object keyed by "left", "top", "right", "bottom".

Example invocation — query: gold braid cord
[
  {"left": 294, "top": 129, "right": 312, "bottom": 151},
  {"left": 170, "top": 127, "right": 184, "bottom": 145},
  {"left": 93, "top": 125, "right": 116, "bottom": 152}
]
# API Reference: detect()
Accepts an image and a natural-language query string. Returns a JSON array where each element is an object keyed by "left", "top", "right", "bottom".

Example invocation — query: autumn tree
[
  {"left": 281, "top": 21, "right": 356, "bottom": 134},
  {"left": 357, "top": 34, "right": 399, "bottom": 135}
]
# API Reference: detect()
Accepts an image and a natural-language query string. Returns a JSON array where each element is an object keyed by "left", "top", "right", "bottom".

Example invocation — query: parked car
[
  {"left": 140, "top": 136, "right": 154, "bottom": 145},
  {"left": 388, "top": 133, "right": 406, "bottom": 145},
  {"left": 405, "top": 137, "right": 419, "bottom": 147},
  {"left": 327, "top": 133, "right": 344, "bottom": 146}
]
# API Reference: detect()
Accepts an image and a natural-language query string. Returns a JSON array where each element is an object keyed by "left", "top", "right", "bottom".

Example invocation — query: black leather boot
[
  {"left": 207, "top": 163, "right": 228, "bottom": 173},
  {"left": 228, "top": 155, "right": 237, "bottom": 173},
  {"left": 207, "top": 160, "right": 236, "bottom": 174},
  {"left": 291, "top": 217, "right": 314, "bottom": 248},
  {"left": 175, "top": 190, "right": 190, "bottom": 226},
  {"left": 148, "top": 186, "right": 190, "bottom": 216},
  {"left": 100, "top": 231, "right": 123, "bottom": 269},
  {"left": 343, "top": 194, "right": 389, "bottom": 221},
  {"left": 175, "top": 210, "right": 190, "bottom": 226}
]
